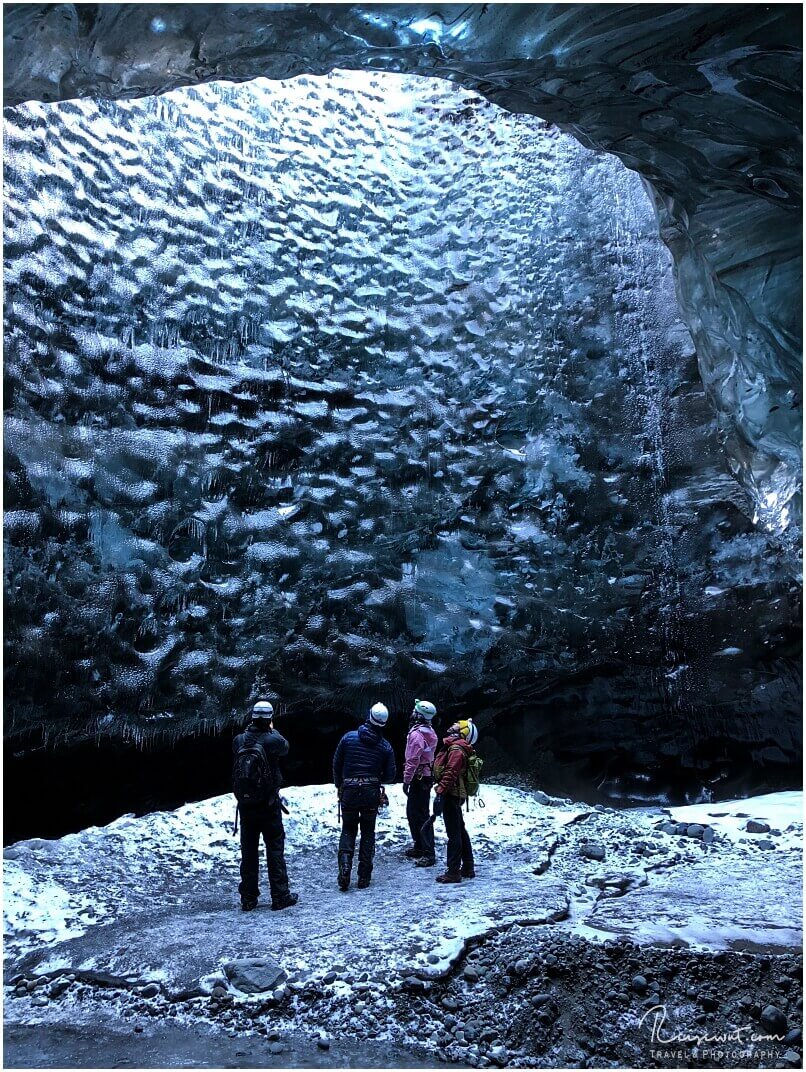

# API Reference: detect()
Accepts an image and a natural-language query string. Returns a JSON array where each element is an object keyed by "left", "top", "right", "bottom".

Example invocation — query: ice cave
[
  {"left": 4, "top": 4, "right": 803, "bottom": 837},
  {"left": 2, "top": 5, "right": 803, "bottom": 1070}
]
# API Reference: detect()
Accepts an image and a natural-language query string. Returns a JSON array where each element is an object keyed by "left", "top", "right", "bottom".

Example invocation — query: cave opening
[{"left": 4, "top": 66, "right": 801, "bottom": 839}]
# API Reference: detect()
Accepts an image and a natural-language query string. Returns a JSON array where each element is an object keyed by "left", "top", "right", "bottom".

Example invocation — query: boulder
[
  {"left": 761, "top": 1005, "right": 787, "bottom": 1035},
  {"left": 580, "top": 842, "right": 606, "bottom": 862},
  {"left": 746, "top": 820, "right": 771, "bottom": 834},
  {"left": 223, "top": 957, "right": 286, "bottom": 994}
]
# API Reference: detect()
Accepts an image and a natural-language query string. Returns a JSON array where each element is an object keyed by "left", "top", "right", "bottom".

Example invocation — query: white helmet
[
  {"left": 369, "top": 702, "right": 389, "bottom": 727},
  {"left": 414, "top": 699, "right": 437, "bottom": 720},
  {"left": 252, "top": 700, "right": 274, "bottom": 720}
]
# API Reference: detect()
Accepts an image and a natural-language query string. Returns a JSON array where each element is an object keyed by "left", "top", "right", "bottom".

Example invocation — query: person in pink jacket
[{"left": 402, "top": 699, "right": 439, "bottom": 866}]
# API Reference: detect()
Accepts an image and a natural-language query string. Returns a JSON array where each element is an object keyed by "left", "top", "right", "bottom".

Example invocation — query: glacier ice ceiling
[{"left": 3, "top": 4, "right": 802, "bottom": 818}]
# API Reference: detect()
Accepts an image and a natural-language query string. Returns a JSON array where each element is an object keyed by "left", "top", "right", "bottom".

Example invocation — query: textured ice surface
[
  {"left": 4, "top": 3, "right": 801, "bottom": 550},
  {"left": 3, "top": 72, "right": 800, "bottom": 791}
]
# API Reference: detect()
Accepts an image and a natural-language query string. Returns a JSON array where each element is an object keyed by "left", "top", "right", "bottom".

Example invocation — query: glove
[
  {"left": 432, "top": 794, "right": 444, "bottom": 817},
  {"left": 402, "top": 783, "right": 410, "bottom": 797}
]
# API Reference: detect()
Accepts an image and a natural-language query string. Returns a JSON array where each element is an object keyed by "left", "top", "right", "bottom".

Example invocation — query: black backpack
[{"left": 233, "top": 742, "right": 276, "bottom": 806}]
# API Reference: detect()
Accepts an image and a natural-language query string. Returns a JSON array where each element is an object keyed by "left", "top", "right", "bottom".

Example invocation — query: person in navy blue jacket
[{"left": 332, "top": 703, "right": 396, "bottom": 891}]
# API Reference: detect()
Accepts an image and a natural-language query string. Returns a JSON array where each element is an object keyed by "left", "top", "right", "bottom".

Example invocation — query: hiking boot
[
  {"left": 356, "top": 871, "right": 372, "bottom": 889},
  {"left": 461, "top": 866, "right": 476, "bottom": 879},
  {"left": 270, "top": 893, "right": 298, "bottom": 911},
  {"left": 435, "top": 871, "right": 462, "bottom": 884},
  {"left": 404, "top": 847, "right": 424, "bottom": 859},
  {"left": 337, "top": 851, "right": 352, "bottom": 892},
  {"left": 415, "top": 856, "right": 436, "bottom": 867},
  {"left": 240, "top": 898, "right": 258, "bottom": 912}
]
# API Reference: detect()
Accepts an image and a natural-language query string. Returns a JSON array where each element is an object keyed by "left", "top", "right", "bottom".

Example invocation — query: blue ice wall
[
  {"left": 4, "top": 73, "right": 799, "bottom": 788},
  {"left": 5, "top": 3, "right": 801, "bottom": 555}
]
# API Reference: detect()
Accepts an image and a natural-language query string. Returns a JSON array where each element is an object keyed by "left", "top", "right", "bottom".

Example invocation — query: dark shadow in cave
[{"left": 5, "top": 713, "right": 798, "bottom": 845}]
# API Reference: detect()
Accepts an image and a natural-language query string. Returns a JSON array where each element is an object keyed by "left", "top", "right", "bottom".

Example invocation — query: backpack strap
[
  {"left": 253, "top": 739, "right": 281, "bottom": 798},
  {"left": 445, "top": 743, "right": 468, "bottom": 799}
]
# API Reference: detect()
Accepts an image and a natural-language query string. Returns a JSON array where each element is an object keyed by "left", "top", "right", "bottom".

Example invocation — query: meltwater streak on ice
[
  {"left": 3, "top": 73, "right": 798, "bottom": 786},
  {"left": 610, "top": 178, "right": 689, "bottom": 718}
]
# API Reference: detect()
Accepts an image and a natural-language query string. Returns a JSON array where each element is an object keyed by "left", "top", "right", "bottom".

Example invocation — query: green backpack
[
  {"left": 464, "top": 752, "right": 483, "bottom": 798},
  {"left": 434, "top": 745, "right": 483, "bottom": 800}
]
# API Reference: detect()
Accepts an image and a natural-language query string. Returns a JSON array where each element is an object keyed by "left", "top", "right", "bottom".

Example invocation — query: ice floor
[{"left": 5, "top": 785, "right": 802, "bottom": 998}]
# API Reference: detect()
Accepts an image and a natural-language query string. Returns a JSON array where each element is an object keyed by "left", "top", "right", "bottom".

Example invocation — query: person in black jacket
[
  {"left": 233, "top": 699, "right": 298, "bottom": 912},
  {"left": 332, "top": 702, "right": 396, "bottom": 891}
]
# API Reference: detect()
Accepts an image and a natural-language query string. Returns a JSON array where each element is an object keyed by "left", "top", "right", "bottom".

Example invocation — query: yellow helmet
[{"left": 457, "top": 719, "right": 478, "bottom": 746}]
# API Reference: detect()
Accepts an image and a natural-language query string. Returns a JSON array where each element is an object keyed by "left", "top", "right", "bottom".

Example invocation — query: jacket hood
[
  {"left": 409, "top": 719, "right": 438, "bottom": 737},
  {"left": 442, "top": 734, "right": 473, "bottom": 753}
]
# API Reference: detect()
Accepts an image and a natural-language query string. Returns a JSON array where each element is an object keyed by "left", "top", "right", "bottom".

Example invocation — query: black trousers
[
  {"left": 442, "top": 794, "right": 474, "bottom": 874},
  {"left": 238, "top": 799, "right": 290, "bottom": 905},
  {"left": 339, "top": 784, "right": 380, "bottom": 876},
  {"left": 406, "top": 777, "right": 435, "bottom": 858}
]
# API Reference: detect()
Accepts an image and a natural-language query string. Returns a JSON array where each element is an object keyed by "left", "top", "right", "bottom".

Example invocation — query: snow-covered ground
[
  {"left": 671, "top": 791, "right": 803, "bottom": 843},
  {"left": 573, "top": 791, "right": 803, "bottom": 951},
  {"left": 4, "top": 785, "right": 802, "bottom": 997}
]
